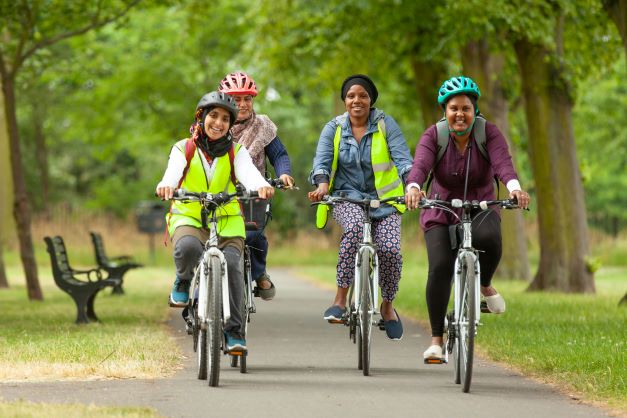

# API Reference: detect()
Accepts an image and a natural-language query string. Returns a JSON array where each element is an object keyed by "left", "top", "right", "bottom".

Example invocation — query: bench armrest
[{"left": 71, "top": 268, "right": 103, "bottom": 282}]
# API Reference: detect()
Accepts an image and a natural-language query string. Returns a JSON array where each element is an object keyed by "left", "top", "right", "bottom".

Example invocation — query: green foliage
[
  {"left": 6, "top": 0, "right": 626, "bottom": 238},
  {"left": 573, "top": 60, "right": 627, "bottom": 234}
]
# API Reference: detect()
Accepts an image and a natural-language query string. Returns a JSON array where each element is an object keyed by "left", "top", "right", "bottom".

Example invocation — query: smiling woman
[{"left": 307, "top": 74, "right": 413, "bottom": 341}]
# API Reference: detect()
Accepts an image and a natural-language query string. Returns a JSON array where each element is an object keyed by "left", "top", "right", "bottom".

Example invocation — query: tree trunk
[
  {"left": 0, "top": 76, "right": 14, "bottom": 288},
  {"left": 461, "top": 40, "right": 531, "bottom": 281},
  {"left": 0, "top": 67, "right": 43, "bottom": 300},
  {"left": 0, "top": 242, "right": 8, "bottom": 288},
  {"left": 514, "top": 38, "right": 594, "bottom": 293},
  {"left": 603, "top": 0, "right": 627, "bottom": 60},
  {"left": 409, "top": 58, "right": 447, "bottom": 129},
  {"left": 32, "top": 98, "right": 51, "bottom": 218}
]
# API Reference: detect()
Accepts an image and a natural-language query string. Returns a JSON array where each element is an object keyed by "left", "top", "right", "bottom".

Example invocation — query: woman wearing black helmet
[
  {"left": 156, "top": 91, "right": 274, "bottom": 353},
  {"left": 404, "top": 76, "right": 530, "bottom": 362}
]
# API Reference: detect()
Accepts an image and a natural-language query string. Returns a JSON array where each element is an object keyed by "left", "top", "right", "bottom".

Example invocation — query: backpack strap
[{"left": 423, "top": 118, "right": 450, "bottom": 193}]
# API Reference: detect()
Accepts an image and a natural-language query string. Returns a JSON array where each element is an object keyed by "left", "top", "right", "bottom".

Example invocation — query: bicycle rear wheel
[
  {"left": 454, "top": 253, "right": 476, "bottom": 392},
  {"left": 207, "top": 255, "right": 223, "bottom": 387},
  {"left": 359, "top": 253, "right": 373, "bottom": 376}
]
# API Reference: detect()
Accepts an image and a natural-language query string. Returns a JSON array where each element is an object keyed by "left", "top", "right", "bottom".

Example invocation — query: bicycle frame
[
  {"left": 446, "top": 211, "right": 481, "bottom": 363},
  {"left": 353, "top": 220, "right": 379, "bottom": 324}
]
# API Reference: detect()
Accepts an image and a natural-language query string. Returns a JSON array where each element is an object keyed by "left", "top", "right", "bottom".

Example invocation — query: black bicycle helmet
[{"left": 196, "top": 91, "right": 239, "bottom": 124}]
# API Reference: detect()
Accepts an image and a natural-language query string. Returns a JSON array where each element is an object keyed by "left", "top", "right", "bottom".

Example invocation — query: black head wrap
[{"left": 340, "top": 74, "right": 378, "bottom": 105}]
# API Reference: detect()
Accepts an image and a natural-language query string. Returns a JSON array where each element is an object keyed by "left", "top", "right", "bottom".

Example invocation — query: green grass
[
  {"left": 276, "top": 245, "right": 627, "bottom": 414},
  {"left": 0, "top": 401, "right": 162, "bottom": 418},
  {"left": 1, "top": 231, "right": 625, "bottom": 415},
  {"left": 0, "top": 266, "right": 179, "bottom": 381}
]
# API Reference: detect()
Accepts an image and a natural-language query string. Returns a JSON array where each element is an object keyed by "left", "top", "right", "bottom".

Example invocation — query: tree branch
[{"left": 20, "top": 0, "right": 141, "bottom": 65}]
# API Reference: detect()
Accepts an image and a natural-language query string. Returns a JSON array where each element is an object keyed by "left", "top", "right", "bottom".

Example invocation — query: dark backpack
[{"left": 424, "top": 114, "right": 498, "bottom": 194}]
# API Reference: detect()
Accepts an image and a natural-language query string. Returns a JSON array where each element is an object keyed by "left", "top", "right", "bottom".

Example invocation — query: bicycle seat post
[{"left": 362, "top": 201, "right": 374, "bottom": 245}]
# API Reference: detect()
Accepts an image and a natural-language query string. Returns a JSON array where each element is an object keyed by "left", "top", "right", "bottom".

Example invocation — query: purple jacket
[{"left": 407, "top": 121, "right": 519, "bottom": 231}]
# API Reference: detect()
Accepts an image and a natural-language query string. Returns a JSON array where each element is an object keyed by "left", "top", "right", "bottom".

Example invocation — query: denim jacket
[{"left": 309, "top": 108, "right": 412, "bottom": 219}]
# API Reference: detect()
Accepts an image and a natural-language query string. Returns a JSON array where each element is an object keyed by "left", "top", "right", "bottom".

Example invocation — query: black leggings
[{"left": 424, "top": 211, "right": 502, "bottom": 337}]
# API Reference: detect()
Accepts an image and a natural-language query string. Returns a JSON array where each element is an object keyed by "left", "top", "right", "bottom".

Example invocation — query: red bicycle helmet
[{"left": 218, "top": 71, "right": 258, "bottom": 96}]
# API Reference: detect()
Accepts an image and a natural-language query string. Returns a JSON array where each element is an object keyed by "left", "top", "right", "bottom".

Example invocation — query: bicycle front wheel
[
  {"left": 454, "top": 252, "right": 476, "bottom": 392},
  {"left": 359, "top": 253, "right": 373, "bottom": 376},
  {"left": 207, "top": 255, "right": 223, "bottom": 387},
  {"left": 196, "top": 266, "right": 207, "bottom": 380}
]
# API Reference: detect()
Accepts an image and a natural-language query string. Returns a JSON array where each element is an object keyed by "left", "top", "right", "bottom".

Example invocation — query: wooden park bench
[
  {"left": 90, "top": 231, "right": 143, "bottom": 295},
  {"left": 44, "top": 236, "right": 121, "bottom": 324}
]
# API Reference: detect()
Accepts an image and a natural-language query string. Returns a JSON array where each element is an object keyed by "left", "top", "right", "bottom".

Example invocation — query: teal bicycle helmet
[{"left": 437, "top": 76, "right": 481, "bottom": 107}]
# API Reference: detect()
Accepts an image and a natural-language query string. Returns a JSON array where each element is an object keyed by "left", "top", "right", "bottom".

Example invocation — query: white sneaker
[
  {"left": 423, "top": 344, "right": 443, "bottom": 360},
  {"left": 484, "top": 293, "right": 506, "bottom": 314}
]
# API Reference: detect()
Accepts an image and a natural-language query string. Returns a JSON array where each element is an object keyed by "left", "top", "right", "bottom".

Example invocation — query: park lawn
[
  {"left": 0, "top": 400, "right": 162, "bottom": 418},
  {"left": 291, "top": 247, "right": 627, "bottom": 414},
  {"left": 0, "top": 266, "right": 179, "bottom": 381}
]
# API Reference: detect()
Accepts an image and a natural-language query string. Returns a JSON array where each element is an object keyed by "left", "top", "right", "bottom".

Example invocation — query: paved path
[{"left": 0, "top": 268, "right": 615, "bottom": 418}]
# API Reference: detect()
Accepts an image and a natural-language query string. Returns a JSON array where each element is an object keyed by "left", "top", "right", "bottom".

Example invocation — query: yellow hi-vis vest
[
  {"left": 167, "top": 140, "right": 245, "bottom": 238},
  {"left": 316, "top": 120, "right": 406, "bottom": 229}
]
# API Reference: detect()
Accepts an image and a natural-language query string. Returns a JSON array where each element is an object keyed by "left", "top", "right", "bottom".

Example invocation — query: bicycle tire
[
  {"left": 243, "top": 246, "right": 253, "bottom": 332},
  {"left": 356, "top": 316, "right": 363, "bottom": 370},
  {"left": 239, "top": 353, "right": 247, "bottom": 373},
  {"left": 197, "top": 328, "right": 208, "bottom": 380},
  {"left": 458, "top": 253, "right": 476, "bottom": 392},
  {"left": 359, "top": 252, "right": 373, "bottom": 376},
  {"left": 208, "top": 255, "right": 223, "bottom": 387},
  {"left": 197, "top": 263, "right": 208, "bottom": 380}
]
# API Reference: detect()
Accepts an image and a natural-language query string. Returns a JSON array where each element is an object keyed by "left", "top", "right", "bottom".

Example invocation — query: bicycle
[
  {"left": 169, "top": 186, "right": 259, "bottom": 386},
  {"left": 312, "top": 194, "right": 405, "bottom": 376},
  {"left": 228, "top": 177, "right": 298, "bottom": 373},
  {"left": 419, "top": 197, "right": 520, "bottom": 392}
]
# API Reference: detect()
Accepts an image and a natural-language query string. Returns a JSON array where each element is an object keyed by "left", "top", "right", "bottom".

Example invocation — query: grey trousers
[{"left": 173, "top": 233, "right": 245, "bottom": 338}]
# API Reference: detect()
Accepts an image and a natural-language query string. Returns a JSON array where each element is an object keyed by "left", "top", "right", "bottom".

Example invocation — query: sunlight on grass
[
  {"left": 0, "top": 400, "right": 162, "bottom": 418},
  {"left": 0, "top": 267, "right": 179, "bottom": 381}
]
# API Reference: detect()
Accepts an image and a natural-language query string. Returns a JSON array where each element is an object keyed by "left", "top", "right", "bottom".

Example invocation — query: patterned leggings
[{"left": 332, "top": 202, "right": 402, "bottom": 302}]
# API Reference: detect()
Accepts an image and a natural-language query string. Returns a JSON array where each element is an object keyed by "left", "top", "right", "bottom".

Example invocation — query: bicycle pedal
[
  {"left": 253, "top": 287, "right": 260, "bottom": 297},
  {"left": 168, "top": 300, "right": 187, "bottom": 308},
  {"left": 424, "top": 358, "right": 447, "bottom": 365},
  {"left": 327, "top": 319, "right": 345, "bottom": 325},
  {"left": 377, "top": 319, "right": 385, "bottom": 330},
  {"left": 229, "top": 350, "right": 246, "bottom": 356}
]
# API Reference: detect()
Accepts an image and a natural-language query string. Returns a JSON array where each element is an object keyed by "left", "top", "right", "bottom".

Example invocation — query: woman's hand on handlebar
[
  {"left": 308, "top": 183, "right": 329, "bottom": 202},
  {"left": 404, "top": 186, "right": 425, "bottom": 210},
  {"left": 279, "top": 174, "right": 295, "bottom": 189},
  {"left": 510, "top": 189, "right": 531, "bottom": 210},
  {"left": 257, "top": 186, "right": 274, "bottom": 200},
  {"left": 156, "top": 185, "right": 175, "bottom": 200}
]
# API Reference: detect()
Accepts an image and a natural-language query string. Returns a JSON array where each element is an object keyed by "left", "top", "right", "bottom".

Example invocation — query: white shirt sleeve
[
  {"left": 405, "top": 182, "right": 421, "bottom": 193},
  {"left": 506, "top": 179, "right": 522, "bottom": 193},
  {"left": 234, "top": 146, "right": 271, "bottom": 190},
  {"left": 157, "top": 145, "right": 186, "bottom": 188}
]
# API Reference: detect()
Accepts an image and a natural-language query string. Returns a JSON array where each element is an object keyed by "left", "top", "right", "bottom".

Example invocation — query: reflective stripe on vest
[
  {"left": 167, "top": 141, "right": 245, "bottom": 238},
  {"left": 318, "top": 120, "right": 405, "bottom": 225}
]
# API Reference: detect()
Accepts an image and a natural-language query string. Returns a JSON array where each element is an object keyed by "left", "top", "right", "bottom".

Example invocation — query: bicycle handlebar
[
  {"left": 162, "top": 184, "right": 261, "bottom": 206},
  {"left": 419, "top": 197, "right": 520, "bottom": 211},
  {"left": 310, "top": 194, "right": 406, "bottom": 209},
  {"left": 266, "top": 177, "right": 300, "bottom": 191}
]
